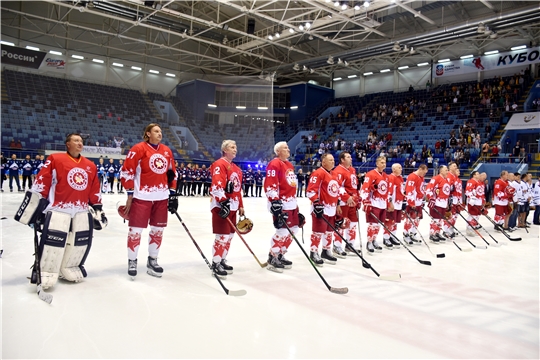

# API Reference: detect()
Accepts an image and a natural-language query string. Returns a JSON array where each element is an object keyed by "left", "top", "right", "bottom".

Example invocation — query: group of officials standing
[{"left": 15, "top": 122, "right": 540, "bottom": 294}]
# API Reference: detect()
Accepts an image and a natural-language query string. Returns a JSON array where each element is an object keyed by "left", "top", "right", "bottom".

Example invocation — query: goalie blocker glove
[
  {"left": 313, "top": 200, "right": 324, "bottom": 219},
  {"left": 14, "top": 191, "right": 50, "bottom": 232},
  {"left": 168, "top": 191, "right": 179, "bottom": 214},
  {"left": 219, "top": 199, "right": 230, "bottom": 219},
  {"left": 89, "top": 204, "right": 108, "bottom": 230}
]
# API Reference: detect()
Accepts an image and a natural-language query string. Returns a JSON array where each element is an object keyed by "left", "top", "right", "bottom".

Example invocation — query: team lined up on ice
[{"left": 13, "top": 123, "right": 540, "bottom": 292}]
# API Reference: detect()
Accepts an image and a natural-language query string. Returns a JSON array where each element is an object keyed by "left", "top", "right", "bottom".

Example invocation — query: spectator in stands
[
  {"left": 409, "top": 85, "right": 414, "bottom": 92},
  {"left": 481, "top": 141, "right": 490, "bottom": 160},
  {"left": 296, "top": 169, "right": 305, "bottom": 198},
  {"left": 491, "top": 144, "right": 499, "bottom": 161},
  {"left": 473, "top": 134, "right": 481, "bottom": 149},
  {"left": 519, "top": 148, "right": 527, "bottom": 164},
  {"left": 436, "top": 104, "right": 442, "bottom": 113},
  {"left": 16, "top": 140, "right": 22, "bottom": 149},
  {"left": 426, "top": 80, "right": 431, "bottom": 92},
  {"left": 513, "top": 141, "right": 521, "bottom": 158},
  {"left": 449, "top": 134, "right": 458, "bottom": 148},
  {"left": 444, "top": 147, "right": 452, "bottom": 164}
]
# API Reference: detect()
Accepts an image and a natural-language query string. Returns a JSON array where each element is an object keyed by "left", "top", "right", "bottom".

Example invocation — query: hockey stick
[
  {"left": 32, "top": 226, "right": 53, "bottom": 304},
  {"left": 456, "top": 212, "right": 500, "bottom": 247},
  {"left": 355, "top": 209, "right": 366, "bottom": 261},
  {"left": 403, "top": 211, "right": 445, "bottom": 258},
  {"left": 226, "top": 217, "right": 267, "bottom": 268},
  {"left": 173, "top": 212, "right": 246, "bottom": 297},
  {"left": 461, "top": 208, "right": 507, "bottom": 245},
  {"left": 425, "top": 207, "right": 487, "bottom": 250},
  {"left": 369, "top": 211, "right": 431, "bottom": 266},
  {"left": 320, "top": 216, "right": 401, "bottom": 281},
  {"left": 279, "top": 215, "right": 348, "bottom": 294},
  {"left": 481, "top": 213, "right": 522, "bottom": 241},
  {"left": 419, "top": 207, "right": 472, "bottom": 252}
]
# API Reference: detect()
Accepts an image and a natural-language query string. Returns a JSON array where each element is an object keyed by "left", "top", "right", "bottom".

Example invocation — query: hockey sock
[
  {"left": 366, "top": 223, "right": 380, "bottom": 242},
  {"left": 127, "top": 227, "right": 144, "bottom": 260},
  {"left": 212, "top": 234, "right": 229, "bottom": 263},
  {"left": 310, "top": 232, "right": 323, "bottom": 253},
  {"left": 148, "top": 226, "right": 164, "bottom": 258},
  {"left": 322, "top": 231, "right": 333, "bottom": 250}
]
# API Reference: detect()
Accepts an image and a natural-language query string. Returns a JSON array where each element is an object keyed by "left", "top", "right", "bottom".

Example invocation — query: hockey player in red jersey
[
  {"left": 306, "top": 153, "right": 341, "bottom": 265},
  {"left": 209, "top": 140, "right": 245, "bottom": 278},
  {"left": 120, "top": 123, "right": 178, "bottom": 279},
  {"left": 465, "top": 171, "right": 485, "bottom": 235},
  {"left": 360, "top": 156, "right": 389, "bottom": 254},
  {"left": 383, "top": 163, "right": 404, "bottom": 249},
  {"left": 333, "top": 151, "right": 359, "bottom": 257},
  {"left": 444, "top": 161, "right": 463, "bottom": 239},
  {"left": 403, "top": 164, "right": 428, "bottom": 244},
  {"left": 15, "top": 133, "right": 106, "bottom": 291},
  {"left": 492, "top": 171, "right": 513, "bottom": 230},
  {"left": 425, "top": 165, "right": 451, "bottom": 243},
  {"left": 264, "top": 141, "right": 300, "bottom": 273}
]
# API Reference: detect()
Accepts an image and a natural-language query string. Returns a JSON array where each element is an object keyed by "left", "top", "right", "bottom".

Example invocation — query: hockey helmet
[
  {"left": 236, "top": 215, "right": 253, "bottom": 234},
  {"left": 117, "top": 202, "right": 129, "bottom": 221}
]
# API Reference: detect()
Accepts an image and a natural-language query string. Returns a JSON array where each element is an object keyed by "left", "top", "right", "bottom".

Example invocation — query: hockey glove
[
  {"left": 90, "top": 204, "right": 108, "bottom": 230},
  {"left": 168, "top": 191, "right": 179, "bottom": 214},
  {"left": 273, "top": 212, "right": 289, "bottom": 229},
  {"left": 335, "top": 216, "right": 344, "bottom": 229},
  {"left": 167, "top": 169, "right": 176, "bottom": 187},
  {"left": 225, "top": 181, "right": 234, "bottom": 194},
  {"left": 219, "top": 199, "right": 230, "bottom": 219},
  {"left": 313, "top": 200, "right": 324, "bottom": 219},
  {"left": 298, "top": 212, "right": 306, "bottom": 228},
  {"left": 407, "top": 205, "right": 418, "bottom": 219},
  {"left": 427, "top": 198, "right": 436, "bottom": 209},
  {"left": 270, "top": 200, "right": 283, "bottom": 217},
  {"left": 402, "top": 202, "right": 407, "bottom": 211}
]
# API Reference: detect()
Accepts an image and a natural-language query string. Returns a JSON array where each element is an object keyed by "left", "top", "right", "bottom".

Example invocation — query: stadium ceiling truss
[{"left": 1, "top": 0, "right": 540, "bottom": 85}]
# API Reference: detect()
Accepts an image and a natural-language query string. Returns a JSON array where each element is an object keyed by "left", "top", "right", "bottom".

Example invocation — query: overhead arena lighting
[
  {"left": 438, "top": 58, "right": 451, "bottom": 63},
  {"left": 49, "top": 50, "right": 63, "bottom": 55},
  {"left": 236, "top": 106, "right": 246, "bottom": 109},
  {"left": 511, "top": 45, "right": 527, "bottom": 50},
  {"left": 71, "top": 54, "right": 84, "bottom": 59},
  {"left": 0, "top": 41, "right": 15, "bottom": 46},
  {"left": 208, "top": 104, "right": 217, "bottom": 108},
  {"left": 165, "top": 73, "right": 176, "bottom": 77},
  {"left": 363, "top": 72, "right": 373, "bottom": 76},
  {"left": 417, "top": 62, "right": 429, "bottom": 66},
  {"left": 398, "top": 66, "right": 409, "bottom": 70},
  {"left": 258, "top": 106, "right": 268, "bottom": 110},
  {"left": 380, "top": 69, "right": 391, "bottom": 73},
  {"left": 347, "top": 75, "right": 358, "bottom": 78},
  {"left": 112, "top": 62, "right": 124, "bottom": 67},
  {"left": 131, "top": 66, "right": 142, "bottom": 70},
  {"left": 327, "top": 55, "right": 334, "bottom": 64},
  {"left": 460, "top": 55, "right": 473, "bottom": 59},
  {"left": 149, "top": 69, "right": 159, "bottom": 74},
  {"left": 26, "top": 46, "right": 40, "bottom": 51},
  {"left": 92, "top": 59, "right": 104, "bottom": 63},
  {"left": 484, "top": 50, "right": 499, "bottom": 55},
  {"left": 293, "top": 63, "right": 300, "bottom": 71},
  {"left": 333, "top": 77, "right": 342, "bottom": 81}
]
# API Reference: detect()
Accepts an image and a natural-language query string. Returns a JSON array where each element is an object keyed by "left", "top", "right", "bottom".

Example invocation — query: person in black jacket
[{"left": 296, "top": 169, "right": 305, "bottom": 197}]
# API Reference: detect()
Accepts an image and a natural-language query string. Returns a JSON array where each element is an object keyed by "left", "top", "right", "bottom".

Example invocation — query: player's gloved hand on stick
[
  {"left": 270, "top": 200, "right": 283, "bottom": 217},
  {"left": 427, "top": 198, "right": 436, "bottom": 209},
  {"left": 90, "top": 204, "right": 108, "bottom": 230},
  {"left": 219, "top": 199, "right": 230, "bottom": 219},
  {"left": 313, "top": 200, "right": 324, "bottom": 219},
  {"left": 362, "top": 199, "right": 371, "bottom": 214},
  {"left": 168, "top": 190, "right": 179, "bottom": 214}
]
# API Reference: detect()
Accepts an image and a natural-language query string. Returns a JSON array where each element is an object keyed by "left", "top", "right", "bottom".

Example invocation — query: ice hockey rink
[{"left": 1, "top": 191, "right": 538, "bottom": 359}]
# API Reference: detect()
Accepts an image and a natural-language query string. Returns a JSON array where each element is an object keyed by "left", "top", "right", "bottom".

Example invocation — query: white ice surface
[{"left": 1, "top": 192, "right": 539, "bottom": 359}]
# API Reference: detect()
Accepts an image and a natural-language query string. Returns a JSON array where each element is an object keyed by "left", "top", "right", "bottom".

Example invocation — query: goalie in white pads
[{"left": 14, "top": 133, "right": 106, "bottom": 290}]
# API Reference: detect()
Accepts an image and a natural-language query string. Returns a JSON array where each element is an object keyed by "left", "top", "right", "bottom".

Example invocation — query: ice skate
[
  {"left": 429, "top": 234, "right": 440, "bottom": 243},
  {"left": 372, "top": 240, "right": 383, "bottom": 252},
  {"left": 332, "top": 245, "right": 347, "bottom": 259},
  {"left": 267, "top": 254, "right": 284, "bottom": 273},
  {"left": 128, "top": 259, "right": 137, "bottom": 280},
  {"left": 435, "top": 233, "right": 446, "bottom": 242},
  {"left": 147, "top": 256, "right": 163, "bottom": 278},
  {"left": 402, "top": 233, "right": 414, "bottom": 245},
  {"left": 383, "top": 238, "right": 393, "bottom": 250},
  {"left": 310, "top": 251, "right": 324, "bottom": 266},
  {"left": 220, "top": 259, "right": 233, "bottom": 275},
  {"left": 211, "top": 261, "right": 228, "bottom": 279},
  {"left": 366, "top": 241, "right": 375, "bottom": 255},
  {"left": 278, "top": 253, "right": 292, "bottom": 269},
  {"left": 389, "top": 237, "right": 401, "bottom": 248},
  {"left": 466, "top": 227, "right": 476, "bottom": 236},
  {"left": 321, "top": 249, "right": 337, "bottom": 264}
]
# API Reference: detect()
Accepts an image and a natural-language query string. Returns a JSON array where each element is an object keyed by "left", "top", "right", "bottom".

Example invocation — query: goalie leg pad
[
  {"left": 60, "top": 212, "right": 93, "bottom": 283},
  {"left": 39, "top": 211, "right": 71, "bottom": 289}
]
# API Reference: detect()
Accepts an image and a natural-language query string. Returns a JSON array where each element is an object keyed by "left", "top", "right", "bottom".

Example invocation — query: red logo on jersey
[
  {"left": 230, "top": 172, "right": 242, "bottom": 192},
  {"left": 149, "top": 153, "right": 168, "bottom": 174},
  {"left": 328, "top": 179, "right": 340, "bottom": 197},
  {"left": 377, "top": 180, "right": 388, "bottom": 195},
  {"left": 477, "top": 186, "right": 485, "bottom": 196},
  {"left": 67, "top": 167, "right": 88, "bottom": 191},
  {"left": 350, "top": 174, "right": 358, "bottom": 189},
  {"left": 442, "top": 183, "right": 451, "bottom": 195}
]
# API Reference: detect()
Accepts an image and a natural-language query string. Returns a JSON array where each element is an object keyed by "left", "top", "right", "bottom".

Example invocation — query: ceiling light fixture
[
  {"left": 327, "top": 55, "right": 334, "bottom": 64},
  {"left": 0, "top": 41, "right": 15, "bottom": 46},
  {"left": 92, "top": 59, "right": 104, "bottom": 63},
  {"left": 409, "top": 47, "right": 416, "bottom": 54},
  {"left": 303, "top": 65, "right": 309, "bottom": 71},
  {"left": 131, "top": 66, "right": 142, "bottom": 70},
  {"left": 289, "top": 28, "right": 295, "bottom": 33},
  {"left": 393, "top": 42, "right": 401, "bottom": 51},
  {"left": 305, "top": 22, "right": 311, "bottom": 29},
  {"left": 438, "top": 59, "right": 451, "bottom": 63},
  {"left": 363, "top": 72, "right": 373, "bottom": 76},
  {"left": 417, "top": 62, "right": 429, "bottom": 66},
  {"left": 398, "top": 65, "right": 409, "bottom": 70},
  {"left": 348, "top": 74, "right": 358, "bottom": 78},
  {"left": 71, "top": 54, "right": 84, "bottom": 59},
  {"left": 293, "top": 63, "right": 300, "bottom": 71},
  {"left": 380, "top": 69, "right": 391, "bottom": 73},
  {"left": 460, "top": 54, "right": 473, "bottom": 59},
  {"left": 275, "top": 32, "right": 280, "bottom": 38},
  {"left": 354, "top": 4, "right": 361, "bottom": 10},
  {"left": 299, "top": 24, "right": 304, "bottom": 31},
  {"left": 511, "top": 45, "right": 527, "bottom": 51},
  {"left": 49, "top": 50, "right": 63, "bottom": 55},
  {"left": 363, "top": 1, "right": 370, "bottom": 7},
  {"left": 333, "top": 77, "right": 342, "bottom": 81},
  {"left": 484, "top": 50, "right": 499, "bottom": 55},
  {"left": 334, "top": 1, "right": 340, "bottom": 7},
  {"left": 477, "top": 23, "right": 486, "bottom": 33},
  {"left": 149, "top": 69, "right": 159, "bottom": 74},
  {"left": 26, "top": 46, "right": 40, "bottom": 51}
]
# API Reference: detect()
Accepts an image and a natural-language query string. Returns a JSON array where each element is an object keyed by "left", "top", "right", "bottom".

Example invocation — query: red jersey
[
  {"left": 120, "top": 141, "right": 177, "bottom": 201},
  {"left": 447, "top": 172, "right": 463, "bottom": 205},
  {"left": 405, "top": 171, "right": 426, "bottom": 207},
  {"left": 32, "top": 153, "right": 101, "bottom": 216},
  {"left": 263, "top": 157, "right": 297, "bottom": 210},
  {"left": 360, "top": 169, "right": 389, "bottom": 209},
  {"left": 387, "top": 173, "right": 405, "bottom": 208},
  {"left": 425, "top": 174, "right": 451, "bottom": 208},
  {"left": 466, "top": 178, "right": 485, "bottom": 206},
  {"left": 209, "top": 157, "right": 244, "bottom": 211},
  {"left": 306, "top": 167, "right": 340, "bottom": 216},
  {"left": 333, "top": 164, "right": 358, "bottom": 206},
  {"left": 493, "top": 179, "right": 510, "bottom": 206}
]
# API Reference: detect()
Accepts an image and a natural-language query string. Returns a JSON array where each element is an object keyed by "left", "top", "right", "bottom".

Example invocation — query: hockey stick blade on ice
[
  {"left": 280, "top": 215, "right": 348, "bottom": 294},
  {"left": 481, "top": 214, "right": 521, "bottom": 241},
  {"left": 456, "top": 212, "right": 500, "bottom": 247},
  {"left": 226, "top": 217, "right": 267, "bottom": 268},
  {"left": 320, "top": 216, "right": 401, "bottom": 281},
  {"left": 174, "top": 212, "right": 246, "bottom": 297},
  {"left": 426, "top": 207, "right": 487, "bottom": 250},
  {"left": 403, "top": 211, "right": 445, "bottom": 258},
  {"left": 369, "top": 211, "right": 432, "bottom": 266}
]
